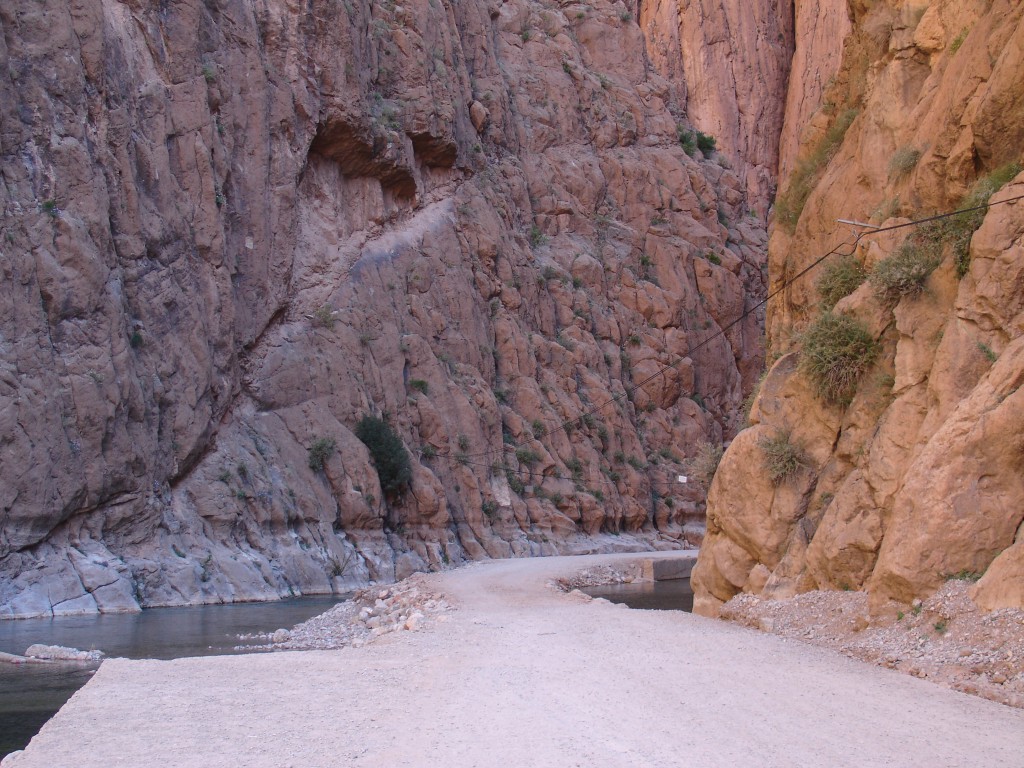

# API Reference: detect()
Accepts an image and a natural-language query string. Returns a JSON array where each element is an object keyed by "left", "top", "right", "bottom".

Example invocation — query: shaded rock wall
[
  {"left": 639, "top": 0, "right": 795, "bottom": 211},
  {"left": 695, "top": 0, "right": 1024, "bottom": 616},
  {"left": 0, "top": 0, "right": 772, "bottom": 616}
]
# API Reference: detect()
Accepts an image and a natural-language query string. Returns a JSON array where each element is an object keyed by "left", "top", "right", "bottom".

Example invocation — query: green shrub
[
  {"left": 515, "top": 447, "right": 540, "bottom": 466},
  {"left": 529, "top": 225, "right": 547, "bottom": 248},
  {"left": 354, "top": 416, "right": 412, "bottom": 496},
  {"left": 903, "top": 161, "right": 1023, "bottom": 278},
  {"left": 888, "top": 147, "right": 921, "bottom": 180},
  {"left": 506, "top": 470, "right": 525, "bottom": 495},
  {"left": 869, "top": 241, "right": 941, "bottom": 301},
  {"left": 775, "top": 109, "right": 858, "bottom": 232},
  {"left": 816, "top": 254, "right": 867, "bottom": 310},
  {"left": 409, "top": 379, "right": 429, "bottom": 394},
  {"left": 757, "top": 430, "right": 807, "bottom": 485},
  {"left": 677, "top": 127, "right": 697, "bottom": 157},
  {"left": 799, "top": 313, "right": 879, "bottom": 404},
  {"left": 308, "top": 437, "right": 337, "bottom": 472},
  {"left": 696, "top": 132, "right": 716, "bottom": 157}
]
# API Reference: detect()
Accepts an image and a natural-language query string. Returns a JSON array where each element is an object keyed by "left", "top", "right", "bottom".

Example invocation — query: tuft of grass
[
  {"left": 888, "top": 146, "right": 921, "bottom": 180},
  {"left": 757, "top": 430, "right": 807, "bottom": 485},
  {"left": 529, "top": 225, "right": 547, "bottom": 248},
  {"left": 976, "top": 342, "right": 997, "bottom": 363},
  {"left": 308, "top": 437, "right": 337, "bottom": 472},
  {"left": 775, "top": 109, "right": 858, "bottom": 232},
  {"left": 949, "top": 27, "right": 968, "bottom": 53},
  {"left": 682, "top": 441, "right": 723, "bottom": 492},
  {"left": 816, "top": 254, "right": 867, "bottom": 310},
  {"left": 934, "top": 620, "right": 948, "bottom": 635},
  {"left": 869, "top": 240, "right": 942, "bottom": 301},
  {"left": 312, "top": 305, "right": 335, "bottom": 329},
  {"left": 409, "top": 378, "right": 429, "bottom": 394},
  {"left": 798, "top": 313, "right": 879, "bottom": 405},
  {"left": 945, "top": 569, "right": 983, "bottom": 582}
]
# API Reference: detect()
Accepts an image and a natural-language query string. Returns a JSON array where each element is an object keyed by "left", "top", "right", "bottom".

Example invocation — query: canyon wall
[
  {"left": 694, "top": 0, "right": 1024, "bottom": 615},
  {"left": 0, "top": 0, "right": 776, "bottom": 616},
  {"left": 639, "top": 0, "right": 794, "bottom": 211}
]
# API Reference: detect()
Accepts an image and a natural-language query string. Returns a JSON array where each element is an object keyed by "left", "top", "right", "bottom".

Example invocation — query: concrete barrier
[{"left": 640, "top": 554, "right": 696, "bottom": 582}]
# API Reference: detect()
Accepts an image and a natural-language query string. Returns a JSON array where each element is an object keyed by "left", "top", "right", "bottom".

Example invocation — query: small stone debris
[
  {"left": 720, "top": 581, "right": 1024, "bottom": 709},
  {"left": 239, "top": 573, "right": 453, "bottom": 653},
  {"left": 552, "top": 563, "right": 642, "bottom": 592},
  {"left": 23, "top": 644, "right": 104, "bottom": 663}
]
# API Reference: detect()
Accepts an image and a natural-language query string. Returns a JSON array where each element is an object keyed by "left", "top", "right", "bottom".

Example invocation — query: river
[{"left": 0, "top": 597, "right": 344, "bottom": 759}]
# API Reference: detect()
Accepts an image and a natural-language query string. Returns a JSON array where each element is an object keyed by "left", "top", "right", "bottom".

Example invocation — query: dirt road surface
[{"left": 5, "top": 553, "right": 1023, "bottom": 767}]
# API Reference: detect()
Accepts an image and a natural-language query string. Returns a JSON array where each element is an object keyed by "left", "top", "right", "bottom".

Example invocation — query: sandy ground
[{"left": 5, "top": 552, "right": 1024, "bottom": 768}]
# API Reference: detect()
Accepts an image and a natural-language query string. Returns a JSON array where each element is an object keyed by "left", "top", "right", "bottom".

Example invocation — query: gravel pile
[
  {"left": 240, "top": 573, "right": 453, "bottom": 652},
  {"left": 552, "top": 563, "right": 642, "bottom": 591},
  {"left": 721, "top": 580, "right": 1024, "bottom": 708}
]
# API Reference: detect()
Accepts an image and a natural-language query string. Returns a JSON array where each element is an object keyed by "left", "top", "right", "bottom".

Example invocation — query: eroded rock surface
[
  {"left": 696, "top": 0, "right": 1024, "bottom": 616},
  {"left": 1, "top": 0, "right": 770, "bottom": 616}
]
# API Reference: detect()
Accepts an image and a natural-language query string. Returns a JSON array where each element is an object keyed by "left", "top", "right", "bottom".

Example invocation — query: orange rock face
[
  {"left": 0, "top": 0, "right": 770, "bottom": 615},
  {"left": 696, "top": 0, "right": 1024, "bottom": 615}
]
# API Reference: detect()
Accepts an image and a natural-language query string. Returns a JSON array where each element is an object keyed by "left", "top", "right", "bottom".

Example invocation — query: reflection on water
[
  {"left": 582, "top": 578, "right": 693, "bottom": 612},
  {"left": 0, "top": 596, "right": 344, "bottom": 758}
]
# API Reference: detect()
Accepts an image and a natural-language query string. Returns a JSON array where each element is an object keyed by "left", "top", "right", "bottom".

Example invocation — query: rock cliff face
[
  {"left": 0, "top": 0, "right": 772, "bottom": 616},
  {"left": 639, "top": 0, "right": 794, "bottom": 210},
  {"left": 694, "top": 0, "right": 1024, "bottom": 615}
]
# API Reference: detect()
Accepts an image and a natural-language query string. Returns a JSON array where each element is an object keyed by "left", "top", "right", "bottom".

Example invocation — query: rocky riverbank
[{"left": 240, "top": 573, "right": 455, "bottom": 652}]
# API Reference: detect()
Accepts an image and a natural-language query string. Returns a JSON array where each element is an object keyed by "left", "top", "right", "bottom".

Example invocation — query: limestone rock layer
[
  {"left": 0, "top": 0, "right": 772, "bottom": 616},
  {"left": 695, "top": 0, "right": 1024, "bottom": 615}
]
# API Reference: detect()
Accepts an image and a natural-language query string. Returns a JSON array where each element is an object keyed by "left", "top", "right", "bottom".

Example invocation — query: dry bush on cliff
[
  {"left": 798, "top": 313, "right": 879, "bottom": 405},
  {"left": 869, "top": 240, "right": 942, "bottom": 301},
  {"left": 815, "top": 254, "right": 867, "bottom": 310},
  {"left": 887, "top": 147, "right": 921, "bottom": 180},
  {"left": 757, "top": 430, "right": 807, "bottom": 485},
  {"left": 682, "top": 441, "right": 723, "bottom": 492},
  {"left": 308, "top": 437, "right": 337, "bottom": 472}
]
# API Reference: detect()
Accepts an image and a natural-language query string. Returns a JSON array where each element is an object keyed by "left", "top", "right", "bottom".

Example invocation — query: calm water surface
[
  {"left": 582, "top": 578, "right": 693, "bottom": 612},
  {"left": 0, "top": 596, "right": 344, "bottom": 758}
]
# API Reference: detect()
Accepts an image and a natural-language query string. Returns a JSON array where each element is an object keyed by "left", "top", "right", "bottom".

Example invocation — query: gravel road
[{"left": 5, "top": 553, "right": 1023, "bottom": 767}]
